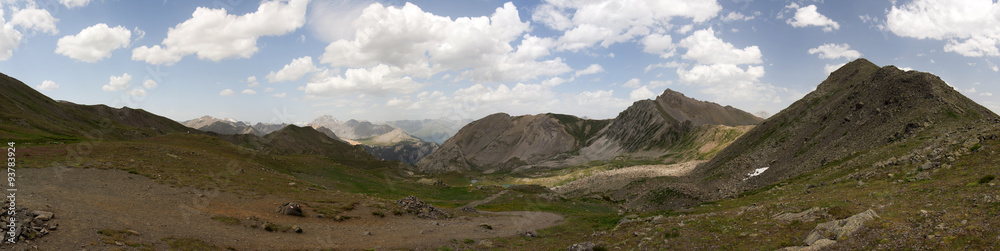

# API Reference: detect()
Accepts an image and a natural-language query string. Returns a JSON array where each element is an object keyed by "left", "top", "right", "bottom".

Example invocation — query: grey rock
[
  {"left": 31, "top": 211, "right": 54, "bottom": 221},
  {"left": 567, "top": 241, "right": 596, "bottom": 251},
  {"left": 773, "top": 207, "right": 829, "bottom": 223},
  {"left": 803, "top": 209, "right": 879, "bottom": 246},
  {"left": 276, "top": 202, "right": 303, "bottom": 216},
  {"left": 291, "top": 225, "right": 302, "bottom": 233}
]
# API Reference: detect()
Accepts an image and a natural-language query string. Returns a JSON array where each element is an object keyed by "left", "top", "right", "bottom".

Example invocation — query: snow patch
[{"left": 744, "top": 167, "right": 768, "bottom": 181}]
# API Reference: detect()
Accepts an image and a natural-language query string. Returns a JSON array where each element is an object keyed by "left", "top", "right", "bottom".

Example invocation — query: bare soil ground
[
  {"left": 551, "top": 161, "right": 703, "bottom": 197},
  {"left": 10, "top": 167, "right": 562, "bottom": 250}
]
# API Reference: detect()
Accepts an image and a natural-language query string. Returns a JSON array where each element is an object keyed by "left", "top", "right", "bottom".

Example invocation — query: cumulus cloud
[
  {"left": 642, "top": 33, "right": 675, "bottom": 58},
  {"left": 60, "top": 0, "right": 92, "bottom": 9},
  {"left": 629, "top": 85, "right": 657, "bottom": 100},
  {"left": 126, "top": 88, "right": 146, "bottom": 97},
  {"left": 0, "top": 10, "right": 24, "bottom": 60},
  {"left": 56, "top": 23, "right": 131, "bottom": 62},
  {"left": 721, "top": 12, "right": 754, "bottom": 22},
  {"left": 532, "top": 0, "right": 722, "bottom": 51},
  {"left": 319, "top": 2, "right": 568, "bottom": 84},
  {"left": 679, "top": 28, "right": 762, "bottom": 65},
  {"left": 677, "top": 64, "right": 779, "bottom": 102},
  {"left": 575, "top": 64, "right": 605, "bottom": 77},
  {"left": 273, "top": 92, "right": 287, "bottom": 98},
  {"left": 242, "top": 89, "right": 256, "bottom": 95},
  {"left": 887, "top": 0, "right": 1000, "bottom": 57},
  {"left": 622, "top": 78, "right": 642, "bottom": 88},
  {"left": 11, "top": 7, "right": 59, "bottom": 34},
  {"left": 809, "top": 43, "right": 862, "bottom": 60},
  {"left": 266, "top": 56, "right": 319, "bottom": 82},
  {"left": 219, "top": 89, "right": 235, "bottom": 96},
  {"left": 132, "top": 0, "right": 308, "bottom": 65},
  {"left": 37, "top": 80, "right": 58, "bottom": 91},
  {"left": 143, "top": 79, "right": 157, "bottom": 89},
  {"left": 786, "top": 4, "right": 840, "bottom": 32},
  {"left": 304, "top": 64, "right": 422, "bottom": 97},
  {"left": 102, "top": 73, "right": 132, "bottom": 91},
  {"left": 454, "top": 83, "right": 553, "bottom": 104}
]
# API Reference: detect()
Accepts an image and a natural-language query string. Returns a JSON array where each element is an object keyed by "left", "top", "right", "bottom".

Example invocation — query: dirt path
[
  {"left": 463, "top": 190, "right": 509, "bottom": 209},
  {"left": 552, "top": 161, "right": 703, "bottom": 197},
  {"left": 10, "top": 167, "right": 563, "bottom": 250}
]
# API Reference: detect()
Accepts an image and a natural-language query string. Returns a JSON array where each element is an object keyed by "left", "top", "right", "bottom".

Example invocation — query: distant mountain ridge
[
  {"left": 0, "top": 72, "right": 190, "bottom": 141},
  {"left": 416, "top": 88, "right": 763, "bottom": 173}
]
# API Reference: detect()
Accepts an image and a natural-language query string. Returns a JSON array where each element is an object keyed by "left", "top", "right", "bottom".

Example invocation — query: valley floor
[{"left": 9, "top": 167, "right": 562, "bottom": 250}]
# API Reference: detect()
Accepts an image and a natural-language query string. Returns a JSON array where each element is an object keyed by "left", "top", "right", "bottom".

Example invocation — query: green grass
[{"left": 210, "top": 216, "right": 241, "bottom": 225}]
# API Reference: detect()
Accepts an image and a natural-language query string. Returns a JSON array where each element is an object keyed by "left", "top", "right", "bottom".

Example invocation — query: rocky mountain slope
[
  {"left": 417, "top": 89, "right": 762, "bottom": 174},
  {"left": 308, "top": 115, "right": 394, "bottom": 140},
  {"left": 358, "top": 128, "right": 439, "bottom": 165},
  {"left": 0, "top": 72, "right": 190, "bottom": 141},
  {"left": 181, "top": 116, "right": 286, "bottom": 136},
  {"left": 692, "top": 58, "right": 999, "bottom": 199},
  {"left": 610, "top": 58, "right": 1000, "bottom": 211}
]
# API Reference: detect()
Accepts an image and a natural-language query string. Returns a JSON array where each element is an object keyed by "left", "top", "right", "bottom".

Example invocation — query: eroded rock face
[{"left": 276, "top": 202, "right": 303, "bottom": 217}]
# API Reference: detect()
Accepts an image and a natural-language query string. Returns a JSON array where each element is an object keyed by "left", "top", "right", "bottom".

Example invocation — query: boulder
[
  {"left": 31, "top": 211, "right": 54, "bottom": 221},
  {"left": 804, "top": 209, "right": 879, "bottom": 245},
  {"left": 567, "top": 241, "right": 596, "bottom": 251},
  {"left": 276, "top": 202, "right": 304, "bottom": 216},
  {"left": 772, "top": 207, "right": 828, "bottom": 223}
]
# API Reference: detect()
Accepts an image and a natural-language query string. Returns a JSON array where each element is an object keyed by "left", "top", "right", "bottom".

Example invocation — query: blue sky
[{"left": 1, "top": 0, "right": 997, "bottom": 124}]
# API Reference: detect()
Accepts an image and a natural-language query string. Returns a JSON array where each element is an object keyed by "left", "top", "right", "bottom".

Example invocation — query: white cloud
[
  {"left": 887, "top": 0, "right": 1000, "bottom": 57},
  {"left": 11, "top": 7, "right": 59, "bottom": 34},
  {"left": 454, "top": 83, "right": 553, "bottom": 105},
  {"left": 266, "top": 56, "right": 319, "bottom": 82},
  {"left": 575, "top": 64, "right": 605, "bottom": 77},
  {"left": 247, "top": 76, "right": 259, "bottom": 87},
  {"left": 982, "top": 92, "right": 993, "bottom": 97},
  {"left": 60, "top": 0, "right": 92, "bottom": 9},
  {"left": 541, "top": 77, "right": 568, "bottom": 87},
  {"left": 220, "top": 89, "right": 236, "bottom": 96},
  {"left": 679, "top": 28, "right": 762, "bottom": 65},
  {"left": 0, "top": 10, "right": 23, "bottom": 60},
  {"left": 642, "top": 33, "right": 675, "bottom": 58},
  {"left": 37, "top": 80, "right": 58, "bottom": 90},
  {"left": 132, "top": 0, "right": 308, "bottom": 65},
  {"left": 143, "top": 79, "right": 157, "bottom": 89},
  {"left": 319, "top": 2, "right": 567, "bottom": 83},
  {"left": 533, "top": 0, "right": 722, "bottom": 51},
  {"left": 786, "top": 4, "right": 840, "bottom": 32},
  {"left": 126, "top": 88, "right": 146, "bottom": 97},
  {"left": 676, "top": 24, "right": 694, "bottom": 34},
  {"left": 273, "top": 92, "right": 287, "bottom": 98},
  {"left": 307, "top": 0, "right": 373, "bottom": 42},
  {"left": 102, "top": 73, "right": 131, "bottom": 91},
  {"left": 55, "top": 23, "right": 131, "bottom": 62},
  {"left": 677, "top": 63, "right": 779, "bottom": 102},
  {"left": 721, "top": 12, "right": 754, "bottom": 22},
  {"left": 305, "top": 64, "right": 422, "bottom": 98},
  {"left": 264, "top": 87, "right": 274, "bottom": 92},
  {"left": 242, "top": 89, "right": 256, "bottom": 95},
  {"left": 629, "top": 85, "right": 657, "bottom": 100},
  {"left": 622, "top": 78, "right": 642, "bottom": 88},
  {"left": 824, "top": 63, "right": 847, "bottom": 74},
  {"left": 808, "top": 43, "right": 862, "bottom": 60}
]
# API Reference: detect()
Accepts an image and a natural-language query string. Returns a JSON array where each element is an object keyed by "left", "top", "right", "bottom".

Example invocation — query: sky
[{"left": 0, "top": 0, "right": 998, "bottom": 124}]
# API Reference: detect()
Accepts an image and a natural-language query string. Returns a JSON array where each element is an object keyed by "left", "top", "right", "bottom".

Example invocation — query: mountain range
[{"left": 415, "top": 89, "right": 763, "bottom": 174}]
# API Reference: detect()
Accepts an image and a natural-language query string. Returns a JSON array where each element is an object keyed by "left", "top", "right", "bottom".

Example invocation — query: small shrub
[
  {"left": 462, "top": 238, "right": 475, "bottom": 244},
  {"left": 979, "top": 175, "right": 995, "bottom": 184},
  {"left": 372, "top": 211, "right": 385, "bottom": 217},
  {"left": 970, "top": 144, "right": 982, "bottom": 152},
  {"left": 392, "top": 209, "right": 403, "bottom": 216},
  {"left": 664, "top": 228, "right": 680, "bottom": 238}
]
